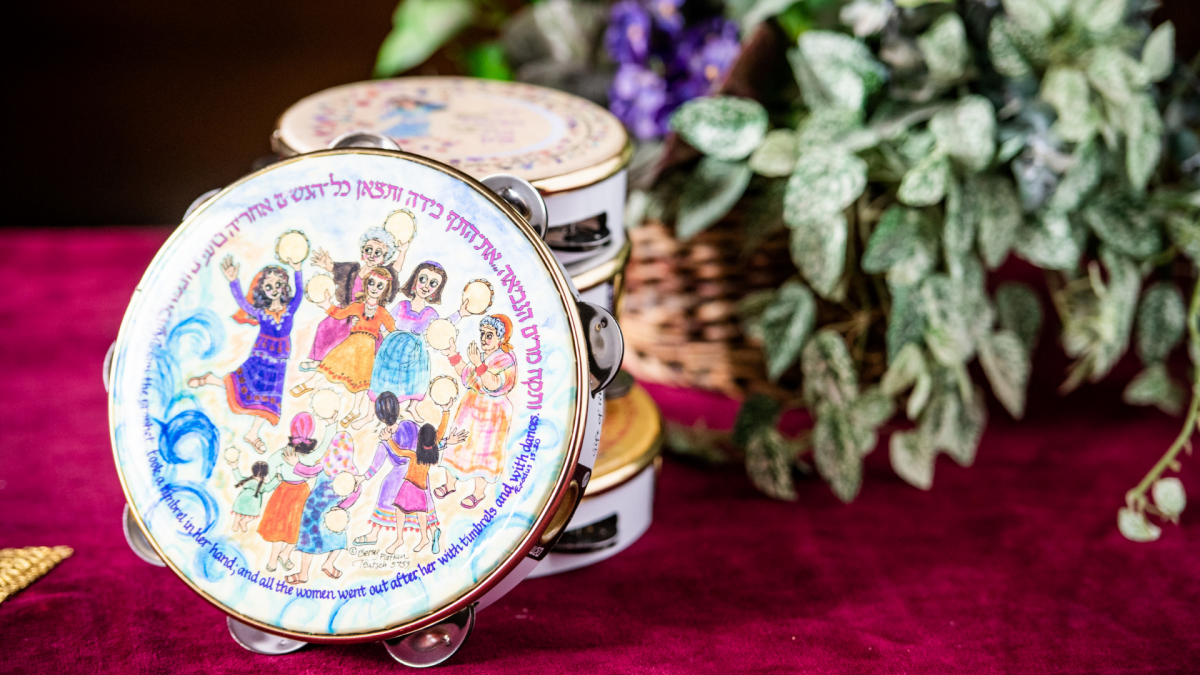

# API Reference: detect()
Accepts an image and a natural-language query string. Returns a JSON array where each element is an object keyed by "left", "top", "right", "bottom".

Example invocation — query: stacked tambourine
[{"left": 107, "top": 77, "right": 662, "bottom": 667}]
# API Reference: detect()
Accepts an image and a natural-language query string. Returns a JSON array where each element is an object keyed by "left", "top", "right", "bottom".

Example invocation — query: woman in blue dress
[
  {"left": 188, "top": 254, "right": 303, "bottom": 453},
  {"left": 284, "top": 431, "right": 360, "bottom": 584}
]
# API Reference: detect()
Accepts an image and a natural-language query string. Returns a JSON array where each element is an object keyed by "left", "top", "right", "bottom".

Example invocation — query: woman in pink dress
[{"left": 435, "top": 314, "right": 517, "bottom": 510}]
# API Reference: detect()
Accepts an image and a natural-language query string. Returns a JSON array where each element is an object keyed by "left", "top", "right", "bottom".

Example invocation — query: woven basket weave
[{"left": 620, "top": 218, "right": 795, "bottom": 397}]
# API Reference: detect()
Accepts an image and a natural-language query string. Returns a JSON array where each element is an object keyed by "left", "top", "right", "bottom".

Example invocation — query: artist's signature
[{"left": 347, "top": 546, "right": 411, "bottom": 571}]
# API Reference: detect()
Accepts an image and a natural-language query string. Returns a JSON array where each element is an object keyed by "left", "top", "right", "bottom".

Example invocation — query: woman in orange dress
[{"left": 292, "top": 266, "right": 395, "bottom": 427}]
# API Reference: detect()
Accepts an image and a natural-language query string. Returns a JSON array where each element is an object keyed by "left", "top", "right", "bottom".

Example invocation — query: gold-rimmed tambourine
[
  {"left": 383, "top": 209, "right": 416, "bottom": 246},
  {"left": 106, "top": 147, "right": 624, "bottom": 666},
  {"left": 462, "top": 279, "right": 494, "bottom": 315}
]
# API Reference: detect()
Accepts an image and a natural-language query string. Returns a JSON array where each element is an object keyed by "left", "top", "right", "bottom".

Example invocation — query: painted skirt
[
  {"left": 223, "top": 349, "right": 288, "bottom": 424},
  {"left": 317, "top": 332, "right": 377, "bottom": 393},
  {"left": 257, "top": 481, "right": 310, "bottom": 544},
  {"left": 368, "top": 460, "right": 410, "bottom": 529},
  {"left": 394, "top": 481, "right": 431, "bottom": 514},
  {"left": 296, "top": 472, "right": 347, "bottom": 555},
  {"left": 307, "top": 315, "right": 352, "bottom": 362},
  {"left": 370, "top": 331, "right": 430, "bottom": 401},
  {"left": 443, "top": 390, "right": 512, "bottom": 483}
]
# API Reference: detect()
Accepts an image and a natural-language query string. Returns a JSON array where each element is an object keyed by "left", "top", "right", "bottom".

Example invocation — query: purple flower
[
  {"left": 645, "top": 0, "right": 685, "bottom": 35},
  {"left": 671, "top": 18, "right": 740, "bottom": 99},
  {"left": 606, "top": 1, "right": 652, "bottom": 64},
  {"left": 609, "top": 63, "right": 671, "bottom": 140}
]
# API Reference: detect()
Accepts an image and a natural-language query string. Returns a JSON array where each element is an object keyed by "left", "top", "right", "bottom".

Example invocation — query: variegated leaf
[
  {"left": 890, "top": 430, "right": 935, "bottom": 490},
  {"left": 1152, "top": 477, "right": 1187, "bottom": 519},
  {"left": 676, "top": 157, "right": 752, "bottom": 240},
  {"left": 988, "top": 17, "right": 1033, "bottom": 79},
  {"left": 975, "top": 175, "right": 1023, "bottom": 269},
  {"left": 1124, "top": 93, "right": 1163, "bottom": 193},
  {"left": 930, "top": 95, "right": 996, "bottom": 172},
  {"left": 1085, "top": 47, "right": 1145, "bottom": 109},
  {"left": 1166, "top": 214, "right": 1200, "bottom": 264},
  {"left": 887, "top": 285, "right": 928, "bottom": 362},
  {"left": 785, "top": 147, "right": 868, "bottom": 224},
  {"left": 850, "top": 386, "right": 896, "bottom": 430},
  {"left": 995, "top": 282, "right": 1043, "bottom": 351},
  {"left": 1003, "top": 0, "right": 1054, "bottom": 36},
  {"left": 1136, "top": 282, "right": 1186, "bottom": 364},
  {"left": 670, "top": 96, "right": 770, "bottom": 161},
  {"left": 1041, "top": 67, "right": 1099, "bottom": 142},
  {"left": 1142, "top": 21, "right": 1176, "bottom": 83},
  {"left": 918, "top": 12, "right": 970, "bottom": 83},
  {"left": 978, "top": 330, "right": 1031, "bottom": 419},
  {"left": 862, "top": 206, "right": 939, "bottom": 289},
  {"left": 882, "top": 341, "right": 928, "bottom": 397},
  {"left": 1123, "top": 363, "right": 1185, "bottom": 416},
  {"left": 813, "top": 404, "right": 871, "bottom": 503},
  {"left": 898, "top": 150, "right": 949, "bottom": 206},
  {"left": 1047, "top": 141, "right": 1101, "bottom": 212},
  {"left": 746, "top": 428, "right": 799, "bottom": 501},
  {"left": 1015, "top": 211, "right": 1081, "bottom": 270},
  {"left": 801, "top": 330, "right": 860, "bottom": 408},
  {"left": 919, "top": 377, "right": 987, "bottom": 467},
  {"left": 1074, "top": 0, "right": 1128, "bottom": 37},
  {"left": 789, "top": 212, "right": 848, "bottom": 299},
  {"left": 1117, "top": 507, "right": 1162, "bottom": 542},
  {"left": 759, "top": 280, "right": 818, "bottom": 381},
  {"left": 749, "top": 129, "right": 799, "bottom": 177},
  {"left": 1082, "top": 200, "right": 1162, "bottom": 259},
  {"left": 795, "top": 31, "right": 887, "bottom": 113}
]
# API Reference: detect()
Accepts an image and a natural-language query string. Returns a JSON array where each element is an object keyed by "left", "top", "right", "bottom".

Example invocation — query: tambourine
[
  {"left": 106, "top": 146, "right": 624, "bottom": 666},
  {"left": 275, "top": 230, "right": 311, "bottom": 265},
  {"left": 383, "top": 209, "right": 416, "bottom": 246},
  {"left": 462, "top": 279, "right": 494, "bottom": 315},
  {"left": 274, "top": 77, "right": 633, "bottom": 268},
  {"left": 304, "top": 274, "right": 336, "bottom": 304}
]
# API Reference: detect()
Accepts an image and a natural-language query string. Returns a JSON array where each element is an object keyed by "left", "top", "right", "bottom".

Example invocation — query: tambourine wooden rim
[{"left": 108, "top": 147, "right": 590, "bottom": 644}]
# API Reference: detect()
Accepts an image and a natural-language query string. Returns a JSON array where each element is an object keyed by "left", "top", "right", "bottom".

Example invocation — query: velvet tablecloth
[{"left": 1, "top": 228, "right": 1197, "bottom": 674}]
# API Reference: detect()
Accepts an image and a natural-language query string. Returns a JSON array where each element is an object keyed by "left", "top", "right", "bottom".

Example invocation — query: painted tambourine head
[
  {"left": 107, "top": 148, "right": 615, "bottom": 648},
  {"left": 383, "top": 209, "right": 416, "bottom": 246},
  {"left": 462, "top": 279, "right": 494, "bottom": 315}
]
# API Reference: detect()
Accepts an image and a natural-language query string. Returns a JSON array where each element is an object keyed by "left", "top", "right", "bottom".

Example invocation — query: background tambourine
[{"left": 107, "top": 146, "right": 623, "bottom": 667}]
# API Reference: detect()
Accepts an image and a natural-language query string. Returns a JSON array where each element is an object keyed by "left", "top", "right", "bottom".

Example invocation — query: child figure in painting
[
  {"left": 256, "top": 412, "right": 329, "bottom": 573},
  {"left": 436, "top": 315, "right": 517, "bottom": 510},
  {"left": 352, "top": 392, "right": 412, "bottom": 546},
  {"left": 188, "top": 255, "right": 303, "bottom": 453},
  {"left": 227, "top": 457, "right": 281, "bottom": 532},
  {"left": 387, "top": 421, "right": 466, "bottom": 556},
  {"left": 291, "top": 267, "right": 396, "bottom": 428},
  {"left": 284, "top": 431, "right": 361, "bottom": 583},
  {"left": 369, "top": 261, "right": 474, "bottom": 425},
  {"left": 298, "top": 227, "right": 408, "bottom": 374}
]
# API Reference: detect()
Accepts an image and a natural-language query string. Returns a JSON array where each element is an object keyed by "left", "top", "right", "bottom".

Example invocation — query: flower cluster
[{"left": 605, "top": 1, "right": 741, "bottom": 140}]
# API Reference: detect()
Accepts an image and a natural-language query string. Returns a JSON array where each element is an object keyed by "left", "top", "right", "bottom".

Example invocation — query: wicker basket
[{"left": 620, "top": 218, "right": 795, "bottom": 397}]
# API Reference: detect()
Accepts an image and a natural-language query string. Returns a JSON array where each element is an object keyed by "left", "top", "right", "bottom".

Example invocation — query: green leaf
[
  {"left": 1063, "top": 246, "right": 1142, "bottom": 385},
  {"left": 1074, "top": 0, "right": 1128, "bottom": 37},
  {"left": 1124, "top": 93, "right": 1163, "bottom": 193},
  {"left": 849, "top": 386, "right": 896, "bottom": 430},
  {"left": 733, "top": 394, "right": 781, "bottom": 449},
  {"left": 1142, "top": 21, "right": 1176, "bottom": 83},
  {"left": 801, "top": 330, "right": 859, "bottom": 408},
  {"left": 1122, "top": 363, "right": 1185, "bottom": 416},
  {"left": 942, "top": 176, "right": 973, "bottom": 279},
  {"left": 882, "top": 343, "right": 928, "bottom": 396},
  {"left": 978, "top": 330, "right": 1032, "bottom": 419},
  {"left": 797, "top": 107, "right": 864, "bottom": 150},
  {"left": 785, "top": 147, "right": 868, "bottom": 224},
  {"left": 676, "top": 157, "right": 753, "bottom": 240},
  {"left": 789, "top": 212, "right": 847, "bottom": 299},
  {"left": 890, "top": 430, "right": 935, "bottom": 490},
  {"left": 1003, "top": 0, "right": 1054, "bottom": 36},
  {"left": 746, "top": 428, "right": 799, "bottom": 501},
  {"left": 465, "top": 42, "right": 513, "bottom": 81},
  {"left": 862, "top": 207, "right": 938, "bottom": 289},
  {"left": 1085, "top": 47, "right": 1146, "bottom": 109},
  {"left": 988, "top": 18, "right": 1033, "bottom": 79},
  {"left": 1041, "top": 67, "right": 1099, "bottom": 142},
  {"left": 794, "top": 31, "right": 887, "bottom": 113},
  {"left": 1136, "top": 282, "right": 1187, "bottom": 364},
  {"left": 1152, "top": 477, "right": 1187, "bottom": 519},
  {"left": 749, "top": 129, "right": 799, "bottom": 177},
  {"left": 1166, "top": 214, "right": 1200, "bottom": 265},
  {"left": 374, "top": 0, "right": 476, "bottom": 78},
  {"left": 908, "top": 370, "right": 933, "bottom": 420},
  {"left": 1015, "top": 210, "right": 1081, "bottom": 270},
  {"left": 930, "top": 95, "right": 996, "bottom": 173},
  {"left": 995, "top": 282, "right": 1043, "bottom": 351},
  {"left": 887, "top": 285, "right": 928, "bottom": 362},
  {"left": 670, "top": 97, "right": 770, "bottom": 161},
  {"left": 1117, "top": 507, "right": 1162, "bottom": 542},
  {"left": 921, "top": 274, "right": 994, "bottom": 367},
  {"left": 918, "top": 13, "right": 970, "bottom": 83},
  {"left": 898, "top": 150, "right": 949, "bottom": 206},
  {"left": 919, "top": 376, "right": 987, "bottom": 467},
  {"left": 1081, "top": 200, "right": 1162, "bottom": 259},
  {"left": 975, "top": 175, "right": 1023, "bottom": 269},
  {"left": 813, "top": 404, "right": 870, "bottom": 503},
  {"left": 760, "top": 281, "right": 818, "bottom": 381},
  {"left": 1047, "top": 141, "right": 1101, "bottom": 212}
]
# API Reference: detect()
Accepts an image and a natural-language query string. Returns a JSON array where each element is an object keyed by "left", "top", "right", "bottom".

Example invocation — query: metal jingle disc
[
  {"left": 227, "top": 617, "right": 307, "bottom": 655},
  {"left": 122, "top": 503, "right": 165, "bottom": 567},
  {"left": 481, "top": 174, "right": 549, "bottom": 239},
  {"left": 327, "top": 130, "right": 402, "bottom": 152},
  {"left": 577, "top": 302, "right": 624, "bottom": 395},
  {"left": 383, "top": 604, "right": 475, "bottom": 668}
]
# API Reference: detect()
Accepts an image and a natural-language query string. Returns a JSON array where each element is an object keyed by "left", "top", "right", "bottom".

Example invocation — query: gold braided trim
[{"left": 0, "top": 546, "right": 74, "bottom": 603}]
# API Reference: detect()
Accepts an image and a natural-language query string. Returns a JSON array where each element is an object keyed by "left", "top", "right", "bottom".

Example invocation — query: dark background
[{"left": 5, "top": 1, "right": 1198, "bottom": 227}]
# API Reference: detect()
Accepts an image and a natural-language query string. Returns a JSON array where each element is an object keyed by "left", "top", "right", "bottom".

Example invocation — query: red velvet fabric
[{"left": 2, "top": 228, "right": 1197, "bottom": 673}]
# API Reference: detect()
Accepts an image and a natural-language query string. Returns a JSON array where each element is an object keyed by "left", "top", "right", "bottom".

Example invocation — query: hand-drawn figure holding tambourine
[
  {"left": 298, "top": 226, "right": 407, "bottom": 375},
  {"left": 225, "top": 449, "right": 282, "bottom": 534},
  {"left": 290, "top": 267, "right": 396, "bottom": 429},
  {"left": 282, "top": 431, "right": 362, "bottom": 584},
  {"left": 188, "top": 255, "right": 303, "bottom": 453},
  {"left": 255, "top": 411, "right": 333, "bottom": 573},
  {"left": 435, "top": 315, "right": 517, "bottom": 510},
  {"left": 369, "top": 262, "right": 490, "bottom": 425}
]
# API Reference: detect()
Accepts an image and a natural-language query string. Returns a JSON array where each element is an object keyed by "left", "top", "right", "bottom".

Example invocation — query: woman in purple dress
[{"left": 188, "top": 254, "right": 302, "bottom": 453}]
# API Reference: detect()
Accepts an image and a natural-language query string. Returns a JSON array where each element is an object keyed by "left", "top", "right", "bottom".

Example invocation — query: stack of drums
[{"left": 274, "top": 77, "right": 662, "bottom": 576}]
